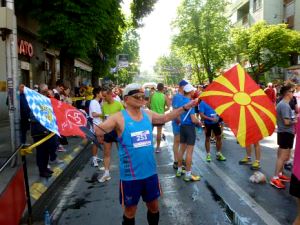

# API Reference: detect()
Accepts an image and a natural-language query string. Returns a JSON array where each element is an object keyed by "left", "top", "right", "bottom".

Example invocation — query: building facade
[
  {"left": 227, "top": 0, "right": 300, "bottom": 82},
  {"left": 0, "top": 11, "right": 92, "bottom": 121}
]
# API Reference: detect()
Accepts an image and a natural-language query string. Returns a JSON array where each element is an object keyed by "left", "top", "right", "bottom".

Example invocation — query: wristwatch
[{"left": 182, "top": 105, "right": 188, "bottom": 111}]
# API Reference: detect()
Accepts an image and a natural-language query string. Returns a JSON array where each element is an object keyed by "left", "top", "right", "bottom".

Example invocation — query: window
[{"left": 253, "top": 0, "right": 262, "bottom": 12}]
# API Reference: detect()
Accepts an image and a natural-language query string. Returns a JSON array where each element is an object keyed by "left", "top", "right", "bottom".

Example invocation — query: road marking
[
  {"left": 163, "top": 122, "right": 281, "bottom": 225},
  {"left": 196, "top": 150, "right": 281, "bottom": 225},
  {"left": 51, "top": 177, "right": 81, "bottom": 221}
]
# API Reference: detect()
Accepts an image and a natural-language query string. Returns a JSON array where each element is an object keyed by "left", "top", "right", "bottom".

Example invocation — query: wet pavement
[{"left": 45, "top": 122, "right": 297, "bottom": 225}]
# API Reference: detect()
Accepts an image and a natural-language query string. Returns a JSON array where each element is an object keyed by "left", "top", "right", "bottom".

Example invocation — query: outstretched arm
[{"left": 149, "top": 99, "right": 198, "bottom": 124}]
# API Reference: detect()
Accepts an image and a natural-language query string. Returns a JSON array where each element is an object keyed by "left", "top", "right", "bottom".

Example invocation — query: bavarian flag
[
  {"left": 24, "top": 87, "right": 87, "bottom": 138},
  {"left": 200, "top": 64, "right": 276, "bottom": 147}
]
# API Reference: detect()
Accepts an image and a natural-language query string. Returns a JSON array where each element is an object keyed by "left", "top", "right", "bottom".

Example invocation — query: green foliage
[
  {"left": 16, "top": 0, "right": 125, "bottom": 86},
  {"left": 154, "top": 52, "right": 185, "bottom": 85},
  {"left": 130, "top": 0, "right": 158, "bottom": 27},
  {"left": 232, "top": 21, "right": 300, "bottom": 81},
  {"left": 90, "top": 0, "right": 125, "bottom": 85},
  {"left": 172, "top": 0, "right": 233, "bottom": 83}
]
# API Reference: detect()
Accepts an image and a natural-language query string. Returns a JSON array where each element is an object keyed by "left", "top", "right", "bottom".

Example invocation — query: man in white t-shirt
[{"left": 89, "top": 87, "right": 103, "bottom": 167}]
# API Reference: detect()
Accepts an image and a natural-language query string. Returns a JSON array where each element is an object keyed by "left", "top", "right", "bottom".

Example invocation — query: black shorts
[
  {"left": 152, "top": 123, "right": 164, "bottom": 127},
  {"left": 195, "top": 106, "right": 199, "bottom": 114},
  {"left": 104, "top": 130, "right": 118, "bottom": 143},
  {"left": 277, "top": 132, "right": 294, "bottom": 149},
  {"left": 205, "top": 123, "right": 222, "bottom": 137},
  {"left": 290, "top": 174, "right": 300, "bottom": 198},
  {"left": 180, "top": 125, "right": 196, "bottom": 145}
]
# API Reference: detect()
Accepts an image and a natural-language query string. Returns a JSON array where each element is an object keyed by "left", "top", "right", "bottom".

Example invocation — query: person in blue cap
[{"left": 171, "top": 79, "right": 188, "bottom": 169}]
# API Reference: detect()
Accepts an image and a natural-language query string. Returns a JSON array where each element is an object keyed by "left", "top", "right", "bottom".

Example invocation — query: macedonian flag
[{"left": 200, "top": 64, "right": 276, "bottom": 147}]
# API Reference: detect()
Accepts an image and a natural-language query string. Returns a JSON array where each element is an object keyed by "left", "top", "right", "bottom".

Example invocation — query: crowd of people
[{"left": 18, "top": 79, "right": 300, "bottom": 225}]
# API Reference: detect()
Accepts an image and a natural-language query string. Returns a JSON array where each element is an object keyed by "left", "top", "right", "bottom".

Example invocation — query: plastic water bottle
[{"left": 44, "top": 210, "right": 51, "bottom": 225}]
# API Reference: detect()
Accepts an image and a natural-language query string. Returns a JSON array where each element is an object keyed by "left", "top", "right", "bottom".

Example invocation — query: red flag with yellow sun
[{"left": 200, "top": 64, "right": 276, "bottom": 147}]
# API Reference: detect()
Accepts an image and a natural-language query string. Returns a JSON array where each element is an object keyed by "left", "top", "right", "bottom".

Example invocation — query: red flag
[
  {"left": 200, "top": 64, "right": 276, "bottom": 147},
  {"left": 50, "top": 98, "right": 87, "bottom": 138}
]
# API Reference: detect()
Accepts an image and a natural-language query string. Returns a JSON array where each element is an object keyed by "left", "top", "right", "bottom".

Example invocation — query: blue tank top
[{"left": 118, "top": 110, "right": 157, "bottom": 181}]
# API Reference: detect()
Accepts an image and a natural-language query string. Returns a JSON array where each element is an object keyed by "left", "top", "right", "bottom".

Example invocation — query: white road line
[
  {"left": 164, "top": 122, "right": 281, "bottom": 225},
  {"left": 195, "top": 150, "right": 281, "bottom": 225}
]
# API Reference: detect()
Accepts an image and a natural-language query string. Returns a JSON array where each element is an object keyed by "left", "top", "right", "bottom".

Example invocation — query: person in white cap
[
  {"left": 176, "top": 83, "right": 202, "bottom": 182},
  {"left": 94, "top": 83, "right": 197, "bottom": 225}
]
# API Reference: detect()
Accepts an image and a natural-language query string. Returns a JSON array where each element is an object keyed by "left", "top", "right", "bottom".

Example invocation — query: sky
[{"left": 121, "top": 0, "right": 181, "bottom": 73}]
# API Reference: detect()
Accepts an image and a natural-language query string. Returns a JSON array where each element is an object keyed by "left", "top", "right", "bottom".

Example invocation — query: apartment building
[{"left": 227, "top": 0, "right": 300, "bottom": 81}]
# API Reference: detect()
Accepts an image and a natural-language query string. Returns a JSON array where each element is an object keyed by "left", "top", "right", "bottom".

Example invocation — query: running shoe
[
  {"left": 239, "top": 157, "right": 252, "bottom": 165},
  {"left": 57, "top": 145, "right": 67, "bottom": 152},
  {"left": 216, "top": 153, "right": 226, "bottom": 161},
  {"left": 183, "top": 174, "right": 201, "bottom": 182},
  {"left": 176, "top": 169, "right": 186, "bottom": 177},
  {"left": 279, "top": 174, "right": 291, "bottom": 182},
  {"left": 250, "top": 160, "right": 261, "bottom": 170},
  {"left": 92, "top": 158, "right": 99, "bottom": 167},
  {"left": 206, "top": 154, "right": 212, "bottom": 162},
  {"left": 98, "top": 174, "right": 111, "bottom": 183},
  {"left": 270, "top": 178, "right": 285, "bottom": 189}
]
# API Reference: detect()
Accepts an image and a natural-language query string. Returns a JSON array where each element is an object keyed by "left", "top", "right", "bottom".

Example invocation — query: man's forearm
[{"left": 164, "top": 106, "right": 186, "bottom": 123}]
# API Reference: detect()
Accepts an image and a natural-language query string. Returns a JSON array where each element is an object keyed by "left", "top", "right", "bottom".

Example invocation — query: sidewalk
[{"left": 0, "top": 120, "right": 91, "bottom": 222}]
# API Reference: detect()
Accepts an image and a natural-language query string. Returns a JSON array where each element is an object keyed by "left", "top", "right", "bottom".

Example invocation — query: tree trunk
[{"left": 60, "top": 49, "right": 75, "bottom": 91}]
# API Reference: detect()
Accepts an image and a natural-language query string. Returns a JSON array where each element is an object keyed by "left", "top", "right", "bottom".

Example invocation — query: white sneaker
[
  {"left": 98, "top": 174, "right": 111, "bottom": 183},
  {"left": 57, "top": 145, "right": 67, "bottom": 152},
  {"left": 92, "top": 158, "right": 99, "bottom": 167},
  {"left": 49, "top": 158, "right": 64, "bottom": 165}
]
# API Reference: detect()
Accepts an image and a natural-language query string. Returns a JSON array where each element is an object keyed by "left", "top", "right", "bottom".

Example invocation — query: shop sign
[{"left": 18, "top": 40, "right": 34, "bottom": 57}]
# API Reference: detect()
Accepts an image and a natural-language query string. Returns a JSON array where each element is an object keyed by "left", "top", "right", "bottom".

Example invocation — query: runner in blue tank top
[{"left": 94, "top": 83, "right": 197, "bottom": 225}]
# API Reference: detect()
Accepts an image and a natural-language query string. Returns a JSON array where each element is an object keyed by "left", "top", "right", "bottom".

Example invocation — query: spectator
[
  {"left": 271, "top": 84, "right": 296, "bottom": 189},
  {"left": 19, "top": 84, "right": 31, "bottom": 144},
  {"left": 264, "top": 83, "right": 276, "bottom": 104}
]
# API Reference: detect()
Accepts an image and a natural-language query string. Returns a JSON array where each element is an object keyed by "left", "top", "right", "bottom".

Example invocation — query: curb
[{"left": 21, "top": 140, "right": 91, "bottom": 223}]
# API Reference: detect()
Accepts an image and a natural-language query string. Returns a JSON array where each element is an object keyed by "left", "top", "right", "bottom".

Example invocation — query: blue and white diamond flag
[{"left": 24, "top": 87, "right": 59, "bottom": 135}]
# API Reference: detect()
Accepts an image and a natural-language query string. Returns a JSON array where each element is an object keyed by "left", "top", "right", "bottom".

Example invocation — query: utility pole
[{"left": 2, "top": 0, "right": 20, "bottom": 154}]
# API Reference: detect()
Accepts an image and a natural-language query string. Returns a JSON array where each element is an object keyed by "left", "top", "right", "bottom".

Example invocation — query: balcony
[{"left": 235, "top": 14, "right": 250, "bottom": 27}]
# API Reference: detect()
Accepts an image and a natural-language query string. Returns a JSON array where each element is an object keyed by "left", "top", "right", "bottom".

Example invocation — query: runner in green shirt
[
  {"left": 150, "top": 83, "right": 170, "bottom": 153},
  {"left": 98, "top": 87, "right": 124, "bottom": 183}
]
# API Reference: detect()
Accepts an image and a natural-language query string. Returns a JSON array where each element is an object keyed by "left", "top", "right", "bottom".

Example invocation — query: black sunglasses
[{"left": 130, "top": 94, "right": 145, "bottom": 100}]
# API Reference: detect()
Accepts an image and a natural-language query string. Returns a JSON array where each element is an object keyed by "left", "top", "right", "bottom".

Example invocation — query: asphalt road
[{"left": 49, "top": 122, "right": 297, "bottom": 225}]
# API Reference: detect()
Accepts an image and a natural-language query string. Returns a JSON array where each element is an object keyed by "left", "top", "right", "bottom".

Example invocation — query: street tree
[
  {"left": 231, "top": 21, "right": 300, "bottom": 82},
  {"left": 90, "top": 1, "right": 125, "bottom": 86},
  {"left": 154, "top": 52, "right": 185, "bottom": 85},
  {"left": 16, "top": 0, "right": 124, "bottom": 88},
  {"left": 130, "top": 0, "right": 158, "bottom": 27},
  {"left": 172, "top": 0, "right": 233, "bottom": 83}
]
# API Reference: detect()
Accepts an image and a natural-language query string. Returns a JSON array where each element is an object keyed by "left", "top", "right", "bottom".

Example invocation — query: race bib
[{"left": 131, "top": 130, "right": 151, "bottom": 148}]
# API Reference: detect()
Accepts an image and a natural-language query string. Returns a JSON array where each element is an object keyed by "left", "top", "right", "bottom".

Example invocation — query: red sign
[
  {"left": 18, "top": 40, "right": 34, "bottom": 57},
  {"left": 0, "top": 167, "right": 26, "bottom": 225}
]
